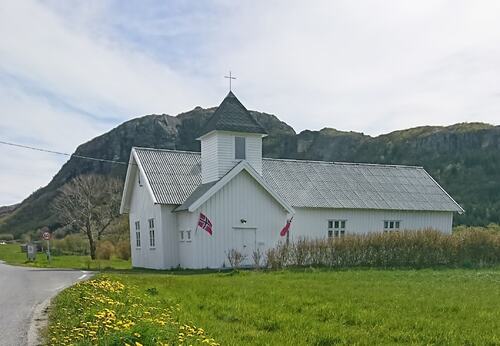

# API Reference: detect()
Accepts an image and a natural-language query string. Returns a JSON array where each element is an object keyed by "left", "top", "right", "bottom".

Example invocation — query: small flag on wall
[
  {"left": 280, "top": 216, "right": 294, "bottom": 237},
  {"left": 198, "top": 213, "right": 213, "bottom": 235}
]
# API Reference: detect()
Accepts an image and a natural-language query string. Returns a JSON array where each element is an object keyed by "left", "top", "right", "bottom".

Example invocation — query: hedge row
[{"left": 265, "top": 229, "right": 500, "bottom": 269}]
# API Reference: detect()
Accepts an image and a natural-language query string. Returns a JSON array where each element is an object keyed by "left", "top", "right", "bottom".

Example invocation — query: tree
[{"left": 52, "top": 175, "right": 122, "bottom": 259}]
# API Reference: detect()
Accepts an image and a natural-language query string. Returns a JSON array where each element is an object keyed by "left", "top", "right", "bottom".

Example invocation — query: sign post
[
  {"left": 27, "top": 243, "right": 36, "bottom": 261},
  {"left": 42, "top": 231, "right": 51, "bottom": 263}
]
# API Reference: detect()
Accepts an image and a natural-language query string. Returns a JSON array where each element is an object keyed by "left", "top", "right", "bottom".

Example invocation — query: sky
[{"left": 1, "top": 0, "right": 500, "bottom": 205}]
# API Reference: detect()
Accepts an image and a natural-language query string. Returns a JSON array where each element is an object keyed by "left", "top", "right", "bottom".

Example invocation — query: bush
[
  {"left": 265, "top": 229, "right": 500, "bottom": 269},
  {"left": 252, "top": 249, "right": 263, "bottom": 269},
  {"left": 115, "top": 240, "right": 131, "bottom": 260},
  {"left": 226, "top": 249, "right": 246, "bottom": 268},
  {"left": 52, "top": 234, "right": 89, "bottom": 256},
  {"left": 96, "top": 241, "right": 115, "bottom": 260},
  {"left": 0, "top": 233, "right": 14, "bottom": 241}
]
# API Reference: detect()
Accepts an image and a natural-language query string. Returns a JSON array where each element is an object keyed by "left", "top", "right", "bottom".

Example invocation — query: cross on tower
[{"left": 224, "top": 71, "right": 236, "bottom": 91}]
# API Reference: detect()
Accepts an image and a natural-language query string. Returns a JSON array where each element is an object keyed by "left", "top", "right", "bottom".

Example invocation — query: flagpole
[{"left": 195, "top": 213, "right": 200, "bottom": 234}]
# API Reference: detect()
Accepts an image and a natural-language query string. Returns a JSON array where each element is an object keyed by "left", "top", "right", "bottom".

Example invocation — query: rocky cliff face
[{"left": 1, "top": 106, "right": 498, "bottom": 237}]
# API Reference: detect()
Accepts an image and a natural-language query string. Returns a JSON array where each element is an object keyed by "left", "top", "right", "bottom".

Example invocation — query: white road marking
[{"left": 78, "top": 271, "right": 91, "bottom": 280}]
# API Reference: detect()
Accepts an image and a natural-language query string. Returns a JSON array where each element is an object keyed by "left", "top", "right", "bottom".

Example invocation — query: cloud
[
  {"left": 196, "top": 0, "right": 500, "bottom": 133},
  {"left": 0, "top": 0, "right": 213, "bottom": 204},
  {"left": 1, "top": 0, "right": 500, "bottom": 205}
]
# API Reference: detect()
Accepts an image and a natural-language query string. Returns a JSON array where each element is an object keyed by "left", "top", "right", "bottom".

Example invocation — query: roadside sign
[
  {"left": 41, "top": 231, "right": 51, "bottom": 263},
  {"left": 27, "top": 243, "right": 36, "bottom": 261}
]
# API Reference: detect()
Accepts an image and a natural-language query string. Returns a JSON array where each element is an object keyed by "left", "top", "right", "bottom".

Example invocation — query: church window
[
  {"left": 149, "top": 229, "right": 155, "bottom": 248},
  {"left": 235, "top": 136, "right": 246, "bottom": 160},
  {"left": 136, "top": 231, "right": 141, "bottom": 248},
  {"left": 328, "top": 219, "right": 347, "bottom": 238},
  {"left": 384, "top": 220, "right": 401, "bottom": 232},
  {"left": 179, "top": 230, "right": 184, "bottom": 242},
  {"left": 148, "top": 218, "right": 155, "bottom": 248},
  {"left": 186, "top": 230, "right": 192, "bottom": 241}
]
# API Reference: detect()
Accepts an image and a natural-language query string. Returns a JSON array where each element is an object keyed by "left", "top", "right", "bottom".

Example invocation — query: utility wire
[{"left": 0, "top": 140, "right": 131, "bottom": 166}]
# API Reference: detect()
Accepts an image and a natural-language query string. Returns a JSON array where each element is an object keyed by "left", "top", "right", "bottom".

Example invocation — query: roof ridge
[
  {"left": 262, "top": 157, "right": 423, "bottom": 169},
  {"left": 133, "top": 146, "right": 201, "bottom": 155},
  {"left": 131, "top": 148, "right": 423, "bottom": 169}
]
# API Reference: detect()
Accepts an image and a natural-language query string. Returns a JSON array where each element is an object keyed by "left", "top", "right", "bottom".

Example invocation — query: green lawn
[
  {"left": 0, "top": 243, "right": 131, "bottom": 270},
  {"left": 50, "top": 268, "right": 500, "bottom": 345}
]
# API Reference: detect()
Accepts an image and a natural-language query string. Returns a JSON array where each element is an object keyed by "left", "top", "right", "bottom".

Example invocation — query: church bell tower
[{"left": 197, "top": 92, "right": 268, "bottom": 184}]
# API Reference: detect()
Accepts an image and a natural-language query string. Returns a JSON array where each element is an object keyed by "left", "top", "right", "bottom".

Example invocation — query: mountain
[{"left": 1, "top": 106, "right": 499, "bottom": 237}]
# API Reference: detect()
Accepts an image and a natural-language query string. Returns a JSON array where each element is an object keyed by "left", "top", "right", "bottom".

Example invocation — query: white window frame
[
  {"left": 235, "top": 136, "right": 246, "bottom": 160},
  {"left": 186, "top": 230, "right": 192, "bottom": 242},
  {"left": 135, "top": 231, "right": 141, "bottom": 248},
  {"left": 328, "top": 219, "right": 347, "bottom": 238},
  {"left": 149, "top": 229, "right": 155, "bottom": 248},
  {"left": 148, "top": 218, "right": 155, "bottom": 248},
  {"left": 179, "top": 230, "right": 185, "bottom": 242},
  {"left": 383, "top": 220, "right": 401, "bottom": 233}
]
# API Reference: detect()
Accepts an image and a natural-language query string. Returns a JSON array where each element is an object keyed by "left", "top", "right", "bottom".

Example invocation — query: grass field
[
  {"left": 0, "top": 243, "right": 131, "bottom": 270},
  {"left": 48, "top": 268, "right": 500, "bottom": 345}
]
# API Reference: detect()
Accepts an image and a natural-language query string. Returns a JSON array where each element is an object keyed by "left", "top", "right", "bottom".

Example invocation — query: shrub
[
  {"left": 96, "top": 241, "right": 115, "bottom": 260},
  {"left": 252, "top": 249, "right": 263, "bottom": 269},
  {"left": 116, "top": 240, "right": 131, "bottom": 260},
  {"left": 267, "top": 229, "right": 500, "bottom": 269},
  {"left": 226, "top": 249, "right": 246, "bottom": 268},
  {"left": 265, "top": 242, "right": 290, "bottom": 269},
  {"left": 0, "top": 233, "right": 14, "bottom": 241},
  {"left": 52, "top": 234, "right": 89, "bottom": 256}
]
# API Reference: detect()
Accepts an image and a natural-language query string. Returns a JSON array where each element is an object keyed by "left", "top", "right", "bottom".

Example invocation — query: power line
[{"left": 0, "top": 140, "right": 131, "bottom": 166}]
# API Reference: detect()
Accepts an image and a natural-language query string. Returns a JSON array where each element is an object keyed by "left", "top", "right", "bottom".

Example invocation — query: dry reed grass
[{"left": 265, "top": 229, "right": 500, "bottom": 269}]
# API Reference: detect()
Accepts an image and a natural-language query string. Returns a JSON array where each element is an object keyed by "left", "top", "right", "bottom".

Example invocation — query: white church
[{"left": 120, "top": 92, "right": 463, "bottom": 269}]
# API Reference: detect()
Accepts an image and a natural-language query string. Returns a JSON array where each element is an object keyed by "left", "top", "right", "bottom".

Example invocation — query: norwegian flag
[
  {"left": 280, "top": 216, "right": 294, "bottom": 237},
  {"left": 197, "top": 213, "right": 213, "bottom": 235}
]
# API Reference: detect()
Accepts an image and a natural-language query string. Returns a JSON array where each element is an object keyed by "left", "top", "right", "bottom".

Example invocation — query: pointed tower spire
[
  {"left": 198, "top": 92, "right": 267, "bottom": 137},
  {"left": 198, "top": 92, "right": 267, "bottom": 183}
]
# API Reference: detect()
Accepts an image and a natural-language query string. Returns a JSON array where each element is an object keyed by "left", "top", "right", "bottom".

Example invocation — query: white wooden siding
[
  {"left": 245, "top": 135, "right": 262, "bottom": 174},
  {"left": 160, "top": 205, "right": 179, "bottom": 268},
  {"left": 201, "top": 132, "right": 218, "bottom": 183},
  {"left": 201, "top": 131, "right": 263, "bottom": 183},
  {"left": 128, "top": 167, "right": 179, "bottom": 269},
  {"left": 179, "top": 170, "right": 288, "bottom": 269},
  {"left": 216, "top": 132, "right": 234, "bottom": 179},
  {"left": 290, "top": 208, "right": 453, "bottom": 241},
  {"left": 177, "top": 211, "right": 196, "bottom": 268}
]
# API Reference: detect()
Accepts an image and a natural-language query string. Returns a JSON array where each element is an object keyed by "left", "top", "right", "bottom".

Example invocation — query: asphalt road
[{"left": 0, "top": 261, "right": 89, "bottom": 346}]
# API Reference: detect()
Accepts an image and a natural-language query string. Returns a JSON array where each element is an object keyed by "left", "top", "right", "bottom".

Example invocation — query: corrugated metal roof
[
  {"left": 262, "top": 159, "right": 462, "bottom": 212},
  {"left": 134, "top": 148, "right": 201, "bottom": 205},
  {"left": 133, "top": 147, "right": 463, "bottom": 212},
  {"left": 174, "top": 182, "right": 217, "bottom": 211}
]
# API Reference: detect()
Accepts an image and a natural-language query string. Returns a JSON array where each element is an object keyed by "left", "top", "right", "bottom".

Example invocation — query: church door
[{"left": 235, "top": 228, "right": 256, "bottom": 267}]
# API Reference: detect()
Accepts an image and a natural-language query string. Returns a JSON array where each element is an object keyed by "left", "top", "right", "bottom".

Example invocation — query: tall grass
[{"left": 265, "top": 229, "right": 500, "bottom": 269}]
